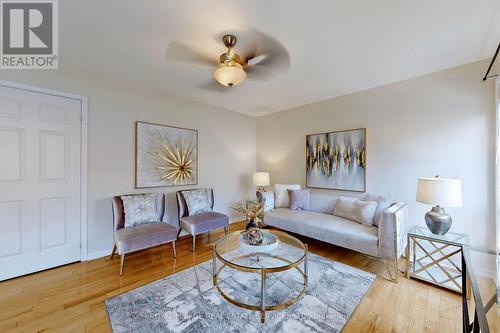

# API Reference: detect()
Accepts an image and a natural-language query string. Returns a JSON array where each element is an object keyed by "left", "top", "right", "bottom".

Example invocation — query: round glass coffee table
[{"left": 212, "top": 229, "right": 308, "bottom": 323}]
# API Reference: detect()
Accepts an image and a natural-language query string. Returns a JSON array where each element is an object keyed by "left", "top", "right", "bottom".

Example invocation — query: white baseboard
[
  {"left": 230, "top": 216, "right": 245, "bottom": 223},
  {"left": 85, "top": 248, "right": 113, "bottom": 261}
]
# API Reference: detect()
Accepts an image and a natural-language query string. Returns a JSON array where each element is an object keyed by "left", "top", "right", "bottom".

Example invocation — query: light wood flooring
[{"left": 0, "top": 221, "right": 493, "bottom": 332}]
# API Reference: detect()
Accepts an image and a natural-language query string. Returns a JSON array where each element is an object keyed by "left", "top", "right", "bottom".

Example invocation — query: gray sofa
[{"left": 261, "top": 190, "right": 408, "bottom": 282}]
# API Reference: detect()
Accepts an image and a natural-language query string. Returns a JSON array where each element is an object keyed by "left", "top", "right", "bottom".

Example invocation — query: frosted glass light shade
[
  {"left": 253, "top": 172, "right": 270, "bottom": 187},
  {"left": 416, "top": 177, "right": 462, "bottom": 207},
  {"left": 214, "top": 61, "right": 246, "bottom": 87}
]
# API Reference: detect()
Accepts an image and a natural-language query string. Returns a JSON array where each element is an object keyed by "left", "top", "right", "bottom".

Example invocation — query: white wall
[
  {"left": 257, "top": 60, "right": 495, "bottom": 251},
  {"left": 0, "top": 69, "right": 256, "bottom": 256}
]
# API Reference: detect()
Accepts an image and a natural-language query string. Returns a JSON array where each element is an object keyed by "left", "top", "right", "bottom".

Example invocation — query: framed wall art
[
  {"left": 306, "top": 128, "right": 366, "bottom": 192},
  {"left": 135, "top": 121, "right": 198, "bottom": 188}
]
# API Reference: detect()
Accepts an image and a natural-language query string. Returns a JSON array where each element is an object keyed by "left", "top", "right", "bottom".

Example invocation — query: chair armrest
[{"left": 378, "top": 202, "right": 408, "bottom": 260}]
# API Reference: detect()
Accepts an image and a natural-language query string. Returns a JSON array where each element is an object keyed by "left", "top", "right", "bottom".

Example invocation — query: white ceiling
[{"left": 60, "top": 0, "right": 500, "bottom": 116}]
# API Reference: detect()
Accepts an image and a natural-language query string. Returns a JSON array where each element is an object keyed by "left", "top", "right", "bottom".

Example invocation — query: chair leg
[
  {"left": 172, "top": 241, "right": 177, "bottom": 258},
  {"left": 120, "top": 254, "right": 125, "bottom": 276},
  {"left": 192, "top": 234, "right": 196, "bottom": 252},
  {"left": 177, "top": 227, "right": 182, "bottom": 238},
  {"left": 224, "top": 226, "right": 228, "bottom": 235},
  {"left": 110, "top": 244, "right": 117, "bottom": 259}
]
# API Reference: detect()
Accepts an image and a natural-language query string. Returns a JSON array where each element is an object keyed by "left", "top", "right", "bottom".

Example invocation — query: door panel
[
  {"left": 0, "top": 85, "right": 81, "bottom": 280},
  {"left": 0, "top": 128, "right": 23, "bottom": 181},
  {"left": 0, "top": 200, "right": 23, "bottom": 257},
  {"left": 40, "top": 197, "right": 67, "bottom": 249},
  {"left": 40, "top": 130, "right": 67, "bottom": 180}
]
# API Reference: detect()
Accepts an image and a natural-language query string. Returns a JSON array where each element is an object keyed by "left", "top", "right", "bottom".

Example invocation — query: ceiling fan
[{"left": 166, "top": 29, "right": 291, "bottom": 90}]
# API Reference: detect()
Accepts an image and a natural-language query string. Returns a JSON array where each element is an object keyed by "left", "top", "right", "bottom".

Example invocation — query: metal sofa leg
[
  {"left": 393, "top": 258, "right": 399, "bottom": 283},
  {"left": 110, "top": 244, "right": 117, "bottom": 259},
  {"left": 120, "top": 254, "right": 125, "bottom": 276},
  {"left": 172, "top": 241, "right": 177, "bottom": 258},
  {"left": 383, "top": 258, "right": 399, "bottom": 283},
  {"left": 224, "top": 226, "right": 228, "bottom": 235},
  {"left": 192, "top": 234, "right": 196, "bottom": 252}
]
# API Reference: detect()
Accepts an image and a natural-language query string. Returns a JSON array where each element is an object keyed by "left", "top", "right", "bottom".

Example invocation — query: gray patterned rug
[{"left": 105, "top": 252, "right": 375, "bottom": 333}]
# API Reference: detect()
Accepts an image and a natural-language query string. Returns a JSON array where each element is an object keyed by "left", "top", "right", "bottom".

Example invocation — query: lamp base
[{"left": 425, "top": 206, "right": 452, "bottom": 235}]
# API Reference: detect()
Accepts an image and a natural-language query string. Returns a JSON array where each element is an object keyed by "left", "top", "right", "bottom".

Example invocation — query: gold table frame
[
  {"left": 212, "top": 230, "right": 308, "bottom": 323},
  {"left": 406, "top": 226, "right": 469, "bottom": 293}
]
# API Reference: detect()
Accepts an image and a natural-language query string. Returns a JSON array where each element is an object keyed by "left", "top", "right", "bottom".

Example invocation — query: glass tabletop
[
  {"left": 467, "top": 248, "right": 498, "bottom": 331},
  {"left": 408, "top": 225, "right": 470, "bottom": 246},
  {"left": 214, "top": 229, "right": 306, "bottom": 270}
]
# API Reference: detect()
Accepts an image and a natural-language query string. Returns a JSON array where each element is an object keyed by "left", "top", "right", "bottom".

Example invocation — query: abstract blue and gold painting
[{"left": 306, "top": 128, "right": 366, "bottom": 192}]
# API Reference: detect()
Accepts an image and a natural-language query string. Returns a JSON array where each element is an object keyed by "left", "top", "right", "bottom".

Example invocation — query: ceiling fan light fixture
[{"left": 214, "top": 61, "right": 246, "bottom": 87}]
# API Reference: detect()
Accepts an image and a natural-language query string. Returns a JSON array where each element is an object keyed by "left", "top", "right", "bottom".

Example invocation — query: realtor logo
[{"left": 1, "top": 0, "right": 58, "bottom": 69}]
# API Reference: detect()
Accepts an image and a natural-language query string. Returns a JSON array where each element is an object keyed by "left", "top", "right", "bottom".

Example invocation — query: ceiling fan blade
[
  {"left": 166, "top": 41, "right": 215, "bottom": 67},
  {"left": 197, "top": 80, "right": 232, "bottom": 93},
  {"left": 245, "top": 64, "right": 273, "bottom": 81}
]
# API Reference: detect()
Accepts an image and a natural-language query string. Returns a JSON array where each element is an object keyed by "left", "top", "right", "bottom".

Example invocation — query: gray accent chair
[
  {"left": 111, "top": 193, "right": 178, "bottom": 275},
  {"left": 176, "top": 189, "right": 229, "bottom": 251}
]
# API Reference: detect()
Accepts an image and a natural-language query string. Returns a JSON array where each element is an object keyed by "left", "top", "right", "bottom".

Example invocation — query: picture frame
[
  {"left": 306, "top": 128, "right": 366, "bottom": 192},
  {"left": 135, "top": 121, "right": 198, "bottom": 188}
]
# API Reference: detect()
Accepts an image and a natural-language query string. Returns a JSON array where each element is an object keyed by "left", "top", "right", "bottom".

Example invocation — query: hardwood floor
[{"left": 0, "top": 221, "right": 468, "bottom": 332}]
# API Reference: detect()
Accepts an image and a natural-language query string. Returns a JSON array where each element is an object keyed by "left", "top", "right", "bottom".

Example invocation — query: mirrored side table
[{"left": 406, "top": 225, "right": 470, "bottom": 293}]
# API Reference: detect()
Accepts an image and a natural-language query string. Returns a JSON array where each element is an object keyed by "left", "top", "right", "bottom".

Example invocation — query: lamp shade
[
  {"left": 213, "top": 61, "right": 246, "bottom": 87},
  {"left": 253, "top": 172, "right": 270, "bottom": 187},
  {"left": 416, "top": 177, "right": 462, "bottom": 207}
]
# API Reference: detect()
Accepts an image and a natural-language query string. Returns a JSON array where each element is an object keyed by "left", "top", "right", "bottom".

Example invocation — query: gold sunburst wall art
[
  {"left": 136, "top": 121, "right": 198, "bottom": 188},
  {"left": 306, "top": 128, "right": 366, "bottom": 192}
]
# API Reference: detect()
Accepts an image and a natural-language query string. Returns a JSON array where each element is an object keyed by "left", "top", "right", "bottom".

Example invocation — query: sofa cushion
[
  {"left": 274, "top": 184, "right": 301, "bottom": 208},
  {"left": 258, "top": 191, "right": 275, "bottom": 212},
  {"left": 363, "top": 193, "right": 394, "bottom": 227},
  {"left": 288, "top": 189, "right": 311, "bottom": 210},
  {"left": 309, "top": 191, "right": 338, "bottom": 214},
  {"left": 115, "top": 222, "right": 177, "bottom": 254},
  {"left": 264, "top": 208, "right": 379, "bottom": 257},
  {"left": 333, "top": 197, "right": 377, "bottom": 226},
  {"left": 180, "top": 211, "right": 229, "bottom": 235}
]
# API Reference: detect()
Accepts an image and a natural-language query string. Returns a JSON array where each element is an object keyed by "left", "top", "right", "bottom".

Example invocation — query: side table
[{"left": 406, "top": 225, "right": 469, "bottom": 293}]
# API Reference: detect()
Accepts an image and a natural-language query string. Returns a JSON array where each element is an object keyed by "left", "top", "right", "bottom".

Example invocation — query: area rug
[{"left": 105, "top": 252, "right": 375, "bottom": 333}]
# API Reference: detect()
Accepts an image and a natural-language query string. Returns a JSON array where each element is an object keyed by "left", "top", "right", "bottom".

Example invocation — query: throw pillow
[
  {"left": 363, "top": 193, "right": 394, "bottom": 227},
  {"left": 121, "top": 194, "right": 160, "bottom": 228},
  {"left": 274, "top": 184, "right": 301, "bottom": 208},
  {"left": 288, "top": 189, "right": 311, "bottom": 211},
  {"left": 309, "top": 191, "right": 338, "bottom": 214},
  {"left": 333, "top": 196, "right": 377, "bottom": 226},
  {"left": 258, "top": 191, "right": 275, "bottom": 212},
  {"left": 182, "top": 189, "right": 212, "bottom": 216},
  {"left": 352, "top": 200, "right": 378, "bottom": 226}
]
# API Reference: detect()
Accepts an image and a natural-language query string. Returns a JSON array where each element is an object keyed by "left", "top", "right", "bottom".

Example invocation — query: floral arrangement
[{"left": 232, "top": 200, "right": 265, "bottom": 228}]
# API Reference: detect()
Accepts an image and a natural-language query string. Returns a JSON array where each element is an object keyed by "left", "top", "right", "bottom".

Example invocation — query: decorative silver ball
[{"left": 244, "top": 228, "right": 263, "bottom": 246}]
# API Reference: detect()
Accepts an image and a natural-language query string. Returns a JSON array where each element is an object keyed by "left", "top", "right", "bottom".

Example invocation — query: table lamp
[
  {"left": 416, "top": 176, "right": 462, "bottom": 235},
  {"left": 253, "top": 172, "right": 270, "bottom": 192}
]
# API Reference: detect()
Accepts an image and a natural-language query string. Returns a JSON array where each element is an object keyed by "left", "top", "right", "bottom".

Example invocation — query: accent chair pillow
[
  {"left": 333, "top": 196, "right": 377, "bottom": 226},
  {"left": 274, "top": 184, "right": 301, "bottom": 208},
  {"left": 182, "top": 189, "right": 212, "bottom": 216},
  {"left": 121, "top": 194, "right": 160, "bottom": 228},
  {"left": 363, "top": 193, "right": 394, "bottom": 227},
  {"left": 258, "top": 191, "right": 275, "bottom": 212},
  {"left": 288, "top": 189, "right": 311, "bottom": 211}
]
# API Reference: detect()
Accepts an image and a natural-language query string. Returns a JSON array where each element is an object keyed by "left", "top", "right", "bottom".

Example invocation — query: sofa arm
[{"left": 378, "top": 202, "right": 408, "bottom": 260}]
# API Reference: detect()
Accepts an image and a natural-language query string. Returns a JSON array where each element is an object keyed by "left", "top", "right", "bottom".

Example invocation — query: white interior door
[{"left": 0, "top": 85, "right": 82, "bottom": 281}]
